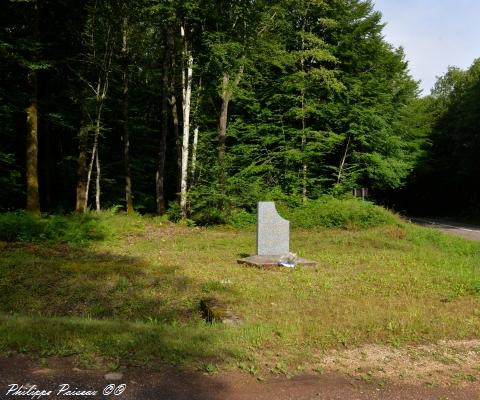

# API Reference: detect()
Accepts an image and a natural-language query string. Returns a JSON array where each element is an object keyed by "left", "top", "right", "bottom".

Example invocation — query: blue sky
[{"left": 373, "top": 0, "right": 480, "bottom": 95}]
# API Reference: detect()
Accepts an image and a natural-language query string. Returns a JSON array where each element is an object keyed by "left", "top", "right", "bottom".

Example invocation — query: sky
[{"left": 373, "top": 0, "right": 480, "bottom": 95}]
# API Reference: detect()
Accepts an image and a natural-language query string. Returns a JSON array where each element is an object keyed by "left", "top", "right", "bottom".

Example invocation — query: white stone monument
[
  {"left": 238, "top": 201, "right": 316, "bottom": 268},
  {"left": 257, "top": 201, "right": 289, "bottom": 256}
]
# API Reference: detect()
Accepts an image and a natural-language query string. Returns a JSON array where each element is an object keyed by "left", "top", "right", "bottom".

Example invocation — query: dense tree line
[
  {"left": 395, "top": 59, "right": 480, "bottom": 217},
  {"left": 1, "top": 0, "right": 424, "bottom": 220}
]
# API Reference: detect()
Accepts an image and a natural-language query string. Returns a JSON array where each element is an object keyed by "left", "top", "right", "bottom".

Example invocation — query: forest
[{"left": 1, "top": 0, "right": 479, "bottom": 221}]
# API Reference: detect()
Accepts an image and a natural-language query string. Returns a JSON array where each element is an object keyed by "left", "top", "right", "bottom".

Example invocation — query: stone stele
[
  {"left": 257, "top": 201, "right": 289, "bottom": 256},
  {"left": 238, "top": 201, "right": 316, "bottom": 268}
]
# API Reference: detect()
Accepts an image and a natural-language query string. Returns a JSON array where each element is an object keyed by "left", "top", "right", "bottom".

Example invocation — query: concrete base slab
[{"left": 237, "top": 255, "right": 317, "bottom": 269}]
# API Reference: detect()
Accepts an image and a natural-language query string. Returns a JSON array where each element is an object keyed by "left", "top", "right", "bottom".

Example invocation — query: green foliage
[
  {"left": 0, "top": 0, "right": 421, "bottom": 215},
  {"left": 280, "top": 196, "right": 400, "bottom": 229},
  {"left": 404, "top": 58, "right": 480, "bottom": 215},
  {"left": 223, "top": 196, "right": 400, "bottom": 229},
  {"left": 190, "top": 209, "right": 226, "bottom": 226},
  {"left": 0, "top": 212, "right": 109, "bottom": 243},
  {"left": 166, "top": 202, "right": 182, "bottom": 223},
  {"left": 226, "top": 209, "right": 256, "bottom": 229}
]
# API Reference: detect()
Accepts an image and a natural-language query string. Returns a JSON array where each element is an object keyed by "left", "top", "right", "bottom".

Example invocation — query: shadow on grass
[
  {"left": 237, "top": 253, "right": 250, "bottom": 258},
  {"left": 0, "top": 314, "right": 237, "bottom": 369},
  {"left": 0, "top": 243, "right": 240, "bottom": 369}
]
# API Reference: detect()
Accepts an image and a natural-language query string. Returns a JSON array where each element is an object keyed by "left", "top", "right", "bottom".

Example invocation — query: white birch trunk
[
  {"left": 85, "top": 101, "right": 103, "bottom": 210},
  {"left": 95, "top": 145, "right": 101, "bottom": 211},
  {"left": 180, "top": 26, "right": 193, "bottom": 219},
  {"left": 85, "top": 140, "right": 96, "bottom": 207},
  {"left": 94, "top": 104, "right": 102, "bottom": 212},
  {"left": 191, "top": 126, "right": 199, "bottom": 180},
  {"left": 82, "top": 25, "right": 112, "bottom": 212},
  {"left": 337, "top": 136, "right": 351, "bottom": 184}
]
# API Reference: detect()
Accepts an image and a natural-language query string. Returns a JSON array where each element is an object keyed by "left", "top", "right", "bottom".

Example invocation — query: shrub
[
  {"left": 280, "top": 196, "right": 400, "bottom": 229},
  {"left": 166, "top": 202, "right": 182, "bottom": 223},
  {"left": 226, "top": 209, "right": 256, "bottom": 229},
  {"left": 191, "top": 208, "right": 225, "bottom": 226},
  {"left": 223, "top": 196, "right": 400, "bottom": 229}
]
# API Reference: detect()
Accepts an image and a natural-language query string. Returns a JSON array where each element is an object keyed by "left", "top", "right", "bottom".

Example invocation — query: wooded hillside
[{"left": 1, "top": 0, "right": 477, "bottom": 220}]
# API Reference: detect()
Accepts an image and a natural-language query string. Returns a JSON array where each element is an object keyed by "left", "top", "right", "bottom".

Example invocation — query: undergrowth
[
  {"left": 0, "top": 211, "right": 110, "bottom": 243},
  {"left": 226, "top": 196, "right": 400, "bottom": 229}
]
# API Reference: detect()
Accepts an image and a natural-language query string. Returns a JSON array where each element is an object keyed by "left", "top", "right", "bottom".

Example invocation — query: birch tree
[
  {"left": 179, "top": 24, "right": 193, "bottom": 219},
  {"left": 190, "top": 78, "right": 203, "bottom": 186},
  {"left": 74, "top": 1, "right": 114, "bottom": 212}
]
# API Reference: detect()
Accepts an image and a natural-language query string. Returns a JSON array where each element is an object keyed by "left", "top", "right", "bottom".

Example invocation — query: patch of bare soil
[
  {"left": 320, "top": 340, "right": 480, "bottom": 386},
  {"left": 123, "top": 223, "right": 193, "bottom": 244},
  {"left": 1, "top": 350, "right": 479, "bottom": 400}
]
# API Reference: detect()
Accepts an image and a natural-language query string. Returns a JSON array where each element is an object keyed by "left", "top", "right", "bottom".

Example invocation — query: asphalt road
[{"left": 410, "top": 217, "right": 480, "bottom": 241}]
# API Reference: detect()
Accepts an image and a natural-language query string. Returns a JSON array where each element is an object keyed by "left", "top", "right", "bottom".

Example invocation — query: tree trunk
[
  {"left": 85, "top": 140, "right": 95, "bottom": 209},
  {"left": 156, "top": 28, "right": 171, "bottom": 216},
  {"left": 180, "top": 26, "right": 193, "bottom": 219},
  {"left": 93, "top": 105, "right": 102, "bottom": 212},
  {"left": 26, "top": 0, "right": 40, "bottom": 214},
  {"left": 122, "top": 17, "right": 134, "bottom": 214},
  {"left": 217, "top": 65, "right": 243, "bottom": 207},
  {"left": 337, "top": 135, "right": 351, "bottom": 184},
  {"left": 167, "top": 33, "right": 181, "bottom": 194},
  {"left": 190, "top": 78, "right": 202, "bottom": 188},
  {"left": 218, "top": 73, "right": 230, "bottom": 198},
  {"left": 26, "top": 75, "right": 40, "bottom": 213},
  {"left": 95, "top": 145, "right": 100, "bottom": 211},
  {"left": 301, "top": 96, "right": 307, "bottom": 204},
  {"left": 170, "top": 94, "right": 181, "bottom": 193},
  {"left": 83, "top": 22, "right": 112, "bottom": 212},
  {"left": 302, "top": 165, "right": 307, "bottom": 202},
  {"left": 300, "top": 21, "right": 307, "bottom": 204},
  {"left": 75, "top": 98, "right": 89, "bottom": 213},
  {"left": 86, "top": 102, "right": 102, "bottom": 209},
  {"left": 302, "top": 160, "right": 307, "bottom": 203},
  {"left": 191, "top": 126, "right": 199, "bottom": 182}
]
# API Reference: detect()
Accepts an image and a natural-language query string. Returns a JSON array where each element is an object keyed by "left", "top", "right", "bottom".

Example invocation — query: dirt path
[
  {"left": 410, "top": 217, "right": 480, "bottom": 241},
  {"left": 1, "top": 354, "right": 479, "bottom": 400}
]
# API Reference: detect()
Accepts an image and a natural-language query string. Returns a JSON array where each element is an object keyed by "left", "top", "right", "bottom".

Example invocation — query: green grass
[{"left": 0, "top": 210, "right": 479, "bottom": 372}]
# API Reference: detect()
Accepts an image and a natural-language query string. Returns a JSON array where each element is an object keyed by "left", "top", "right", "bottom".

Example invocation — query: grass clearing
[{"left": 0, "top": 212, "right": 479, "bottom": 375}]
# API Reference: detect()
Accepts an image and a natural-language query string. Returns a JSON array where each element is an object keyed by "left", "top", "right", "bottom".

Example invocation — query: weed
[
  {"left": 202, "top": 363, "right": 219, "bottom": 374},
  {"left": 271, "top": 361, "right": 288, "bottom": 376},
  {"left": 237, "top": 362, "right": 259, "bottom": 376},
  {"left": 313, "top": 366, "right": 324, "bottom": 375}
]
